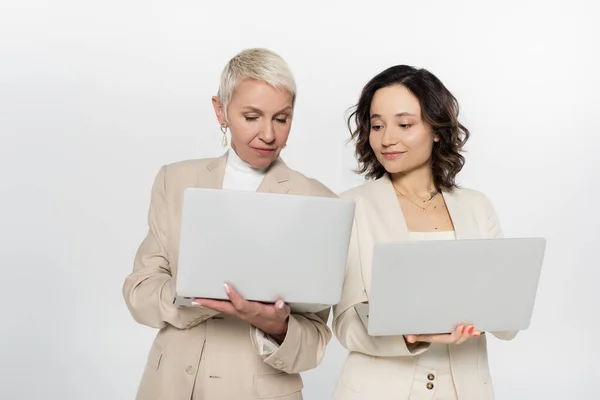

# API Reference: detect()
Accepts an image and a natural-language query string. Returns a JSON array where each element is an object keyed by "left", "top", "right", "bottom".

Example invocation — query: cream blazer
[
  {"left": 123, "top": 153, "right": 335, "bottom": 400},
  {"left": 332, "top": 175, "right": 517, "bottom": 400}
]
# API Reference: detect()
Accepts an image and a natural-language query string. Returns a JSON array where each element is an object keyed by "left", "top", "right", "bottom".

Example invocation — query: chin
[
  {"left": 254, "top": 159, "right": 275, "bottom": 169},
  {"left": 378, "top": 160, "right": 406, "bottom": 175},
  {"left": 250, "top": 155, "right": 278, "bottom": 169}
]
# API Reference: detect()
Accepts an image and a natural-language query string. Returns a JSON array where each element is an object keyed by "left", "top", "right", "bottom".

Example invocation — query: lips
[
  {"left": 254, "top": 148, "right": 276, "bottom": 156},
  {"left": 382, "top": 151, "right": 405, "bottom": 160}
]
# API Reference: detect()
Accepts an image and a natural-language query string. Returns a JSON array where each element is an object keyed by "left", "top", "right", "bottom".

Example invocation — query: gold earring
[{"left": 220, "top": 124, "right": 228, "bottom": 147}]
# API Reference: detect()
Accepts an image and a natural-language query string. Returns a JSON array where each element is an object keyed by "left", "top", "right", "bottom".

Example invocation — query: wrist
[{"left": 265, "top": 319, "right": 289, "bottom": 344}]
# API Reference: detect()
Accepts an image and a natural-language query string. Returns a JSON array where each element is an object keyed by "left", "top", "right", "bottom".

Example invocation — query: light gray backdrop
[{"left": 1, "top": 0, "right": 599, "bottom": 399}]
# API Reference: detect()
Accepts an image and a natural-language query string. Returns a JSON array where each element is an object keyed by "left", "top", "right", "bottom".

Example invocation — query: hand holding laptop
[
  {"left": 404, "top": 324, "right": 481, "bottom": 345},
  {"left": 195, "top": 283, "right": 291, "bottom": 343}
]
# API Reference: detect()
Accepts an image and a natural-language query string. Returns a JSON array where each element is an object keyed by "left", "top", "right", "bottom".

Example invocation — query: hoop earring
[{"left": 220, "top": 124, "right": 228, "bottom": 147}]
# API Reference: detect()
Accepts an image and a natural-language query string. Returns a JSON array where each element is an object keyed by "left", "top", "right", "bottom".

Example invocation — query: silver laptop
[
  {"left": 174, "top": 188, "right": 355, "bottom": 313},
  {"left": 356, "top": 238, "right": 546, "bottom": 336}
]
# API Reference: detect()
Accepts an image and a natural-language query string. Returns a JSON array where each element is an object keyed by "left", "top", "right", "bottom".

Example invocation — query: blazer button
[
  {"left": 427, "top": 373, "right": 435, "bottom": 381},
  {"left": 186, "top": 366, "right": 195, "bottom": 375},
  {"left": 426, "top": 382, "right": 434, "bottom": 390}
]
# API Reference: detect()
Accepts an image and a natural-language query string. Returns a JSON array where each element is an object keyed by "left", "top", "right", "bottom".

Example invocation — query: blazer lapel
[
  {"left": 201, "top": 152, "right": 228, "bottom": 189},
  {"left": 442, "top": 189, "right": 479, "bottom": 240},
  {"left": 369, "top": 174, "right": 409, "bottom": 242},
  {"left": 256, "top": 158, "right": 290, "bottom": 194}
]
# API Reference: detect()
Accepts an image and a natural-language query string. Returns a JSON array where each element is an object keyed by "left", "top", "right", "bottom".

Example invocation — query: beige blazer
[
  {"left": 332, "top": 175, "right": 517, "bottom": 400},
  {"left": 123, "top": 153, "right": 335, "bottom": 400}
]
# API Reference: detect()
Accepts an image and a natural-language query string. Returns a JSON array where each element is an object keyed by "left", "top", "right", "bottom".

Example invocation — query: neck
[
  {"left": 390, "top": 164, "right": 437, "bottom": 198},
  {"left": 228, "top": 148, "right": 267, "bottom": 172}
]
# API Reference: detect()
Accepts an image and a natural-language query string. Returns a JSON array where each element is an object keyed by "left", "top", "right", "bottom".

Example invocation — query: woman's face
[
  {"left": 368, "top": 84, "right": 439, "bottom": 175},
  {"left": 213, "top": 79, "right": 293, "bottom": 169}
]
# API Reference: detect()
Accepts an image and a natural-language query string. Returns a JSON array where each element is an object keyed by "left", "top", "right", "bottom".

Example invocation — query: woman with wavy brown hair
[{"left": 332, "top": 65, "right": 516, "bottom": 400}]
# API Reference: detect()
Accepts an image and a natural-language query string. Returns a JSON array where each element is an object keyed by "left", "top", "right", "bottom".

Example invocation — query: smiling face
[
  {"left": 213, "top": 79, "right": 294, "bottom": 169},
  {"left": 368, "top": 84, "right": 439, "bottom": 175}
]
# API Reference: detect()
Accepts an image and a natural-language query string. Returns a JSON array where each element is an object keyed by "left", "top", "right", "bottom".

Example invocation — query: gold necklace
[{"left": 393, "top": 185, "right": 439, "bottom": 213}]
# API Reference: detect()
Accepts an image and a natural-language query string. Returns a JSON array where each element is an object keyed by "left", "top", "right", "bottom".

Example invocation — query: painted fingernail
[
  {"left": 278, "top": 301, "right": 285, "bottom": 309},
  {"left": 468, "top": 326, "right": 474, "bottom": 334},
  {"left": 473, "top": 331, "right": 481, "bottom": 337},
  {"left": 223, "top": 283, "right": 230, "bottom": 294}
]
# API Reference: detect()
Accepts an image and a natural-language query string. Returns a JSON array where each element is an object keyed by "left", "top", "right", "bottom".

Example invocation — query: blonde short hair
[{"left": 217, "top": 48, "right": 296, "bottom": 119}]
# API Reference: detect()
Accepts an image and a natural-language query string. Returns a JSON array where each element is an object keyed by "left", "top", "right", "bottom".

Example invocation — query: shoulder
[
  {"left": 339, "top": 179, "right": 379, "bottom": 201},
  {"left": 162, "top": 158, "right": 212, "bottom": 177},
  {"left": 446, "top": 186, "right": 497, "bottom": 215},
  {"left": 284, "top": 165, "right": 337, "bottom": 198},
  {"left": 152, "top": 157, "right": 215, "bottom": 191},
  {"left": 447, "top": 186, "right": 493, "bottom": 205}
]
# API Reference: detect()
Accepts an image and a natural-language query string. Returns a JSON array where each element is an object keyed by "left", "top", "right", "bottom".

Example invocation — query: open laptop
[
  {"left": 174, "top": 188, "right": 355, "bottom": 313},
  {"left": 355, "top": 238, "right": 546, "bottom": 336}
]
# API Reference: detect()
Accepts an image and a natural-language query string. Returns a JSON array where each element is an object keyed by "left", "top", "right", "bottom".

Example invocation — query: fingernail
[
  {"left": 223, "top": 283, "right": 230, "bottom": 294},
  {"left": 278, "top": 301, "right": 285, "bottom": 309},
  {"left": 468, "top": 326, "right": 474, "bottom": 334},
  {"left": 473, "top": 331, "right": 481, "bottom": 337}
]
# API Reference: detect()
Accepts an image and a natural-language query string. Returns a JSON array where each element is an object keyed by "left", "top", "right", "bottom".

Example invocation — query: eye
[
  {"left": 275, "top": 118, "right": 288, "bottom": 124},
  {"left": 244, "top": 116, "right": 259, "bottom": 122},
  {"left": 399, "top": 124, "right": 413, "bottom": 129},
  {"left": 371, "top": 124, "right": 383, "bottom": 131}
]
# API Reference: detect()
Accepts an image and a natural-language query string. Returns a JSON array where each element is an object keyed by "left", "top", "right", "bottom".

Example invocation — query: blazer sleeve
[
  {"left": 332, "top": 218, "right": 430, "bottom": 357},
  {"left": 249, "top": 180, "right": 336, "bottom": 373},
  {"left": 122, "top": 166, "right": 219, "bottom": 330},
  {"left": 484, "top": 195, "right": 518, "bottom": 341},
  {"left": 250, "top": 308, "right": 332, "bottom": 374}
]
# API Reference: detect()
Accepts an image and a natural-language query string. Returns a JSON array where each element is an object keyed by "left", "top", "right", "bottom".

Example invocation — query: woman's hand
[
  {"left": 194, "top": 283, "right": 291, "bottom": 343},
  {"left": 404, "top": 325, "right": 481, "bottom": 345}
]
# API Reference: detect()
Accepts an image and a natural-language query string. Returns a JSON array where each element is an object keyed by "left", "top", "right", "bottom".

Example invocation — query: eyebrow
[
  {"left": 241, "top": 106, "right": 293, "bottom": 114},
  {"left": 370, "top": 112, "right": 417, "bottom": 119}
]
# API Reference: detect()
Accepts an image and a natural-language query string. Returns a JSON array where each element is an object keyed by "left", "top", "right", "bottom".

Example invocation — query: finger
[
  {"left": 418, "top": 326, "right": 462, "bottom": 344},
  {"left": 413, "top": 334, "right": 446, "bottom": 344},
  {"left": 224, "top": 283, "right": 250, "bottom": 312},
  {"left": 274, "top": 300, "right": 291, "bottom": 320},
  {"left": 456, "top": 325, "right": 474, "bottom": 345},
  {"left": 405, "top": 335, "right": 418, "bottom": 344},
  {"left": 194, "top": 299, "right": 237, "bottom": 315},
  {"left": 450, "top": 325, "right": 465, "bottom": 343}
]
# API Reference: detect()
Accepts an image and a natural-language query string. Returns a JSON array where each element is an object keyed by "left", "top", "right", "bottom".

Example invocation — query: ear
[{"left": 212, "top": 96, "right": 227, "bottom": 126}]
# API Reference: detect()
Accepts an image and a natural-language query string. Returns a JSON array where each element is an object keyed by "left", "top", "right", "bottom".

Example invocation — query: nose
[
  {"left": 258, "top": 121, "right": 275, "bottom": 144},
  {"left": 381, "top": 127, "right": 398, "bottom": 147}
]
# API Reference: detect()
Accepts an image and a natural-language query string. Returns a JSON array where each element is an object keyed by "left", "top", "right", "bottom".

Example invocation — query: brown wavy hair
[{"left": 347, "top": 65, "right": 470, "bottom": 191}]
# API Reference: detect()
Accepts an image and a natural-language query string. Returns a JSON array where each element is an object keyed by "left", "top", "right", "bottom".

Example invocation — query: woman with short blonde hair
[{"left": 123, "top": 48, "right": 334, "bottom": 400}]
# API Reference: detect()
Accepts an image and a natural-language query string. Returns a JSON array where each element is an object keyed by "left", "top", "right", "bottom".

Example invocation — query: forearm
[
  {"left": 333, "top": 304, "right": 429, "bottom": 357},
  {"left": 123, "top": 269, "right": 218, "bottom": 329},
  {"left": 256, "top": 310, "right": 331, "bottom": 374}
]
